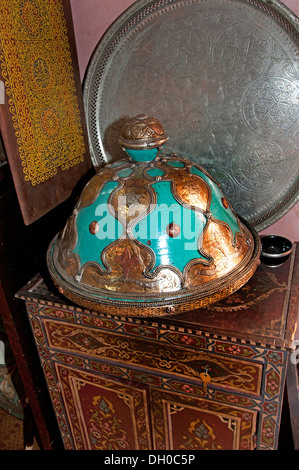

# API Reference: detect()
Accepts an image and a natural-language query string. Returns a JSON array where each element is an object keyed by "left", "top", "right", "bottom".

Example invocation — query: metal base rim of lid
[
  {"left": 261, "top": 263, "right": 283, "bottom": 268},
  {"left": 47, "top": 221, "right": 261, "bottom": 318}
]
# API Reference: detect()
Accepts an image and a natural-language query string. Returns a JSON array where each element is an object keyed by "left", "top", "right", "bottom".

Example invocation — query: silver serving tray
[{"left": 83, "top": 0, "right": 299, "bottom": 231}]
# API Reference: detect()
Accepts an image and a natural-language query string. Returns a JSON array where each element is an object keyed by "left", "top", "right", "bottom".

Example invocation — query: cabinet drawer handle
[{"left": 200, "top": 366, "right": 211, "bottom": 393}]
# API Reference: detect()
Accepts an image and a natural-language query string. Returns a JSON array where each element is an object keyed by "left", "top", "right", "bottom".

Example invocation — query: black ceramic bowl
[{"left": 260, "top": 235, "right": 293, "bottom": 267}]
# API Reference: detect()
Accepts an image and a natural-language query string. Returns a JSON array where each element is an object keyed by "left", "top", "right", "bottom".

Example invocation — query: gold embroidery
[{"left": 0, "top": 0, "right": 86, "bottom": 185}]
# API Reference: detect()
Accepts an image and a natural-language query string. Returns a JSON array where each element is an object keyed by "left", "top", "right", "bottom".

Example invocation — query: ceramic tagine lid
[{"left": 47, "top": 114, "right": 261, "bottom": 317}]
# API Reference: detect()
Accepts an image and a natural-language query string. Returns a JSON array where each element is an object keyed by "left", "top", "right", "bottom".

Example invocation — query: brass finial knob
[{"left": 119, "top": 114, "right": 169, "bottom": 150}]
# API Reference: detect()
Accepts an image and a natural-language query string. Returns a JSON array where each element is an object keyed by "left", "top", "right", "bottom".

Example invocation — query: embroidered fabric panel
[
  {"left": 0, "top": 0, "right": 91, "bottom": 223},
  {"left": 0, "top": 0, "right": 86, "bottom": 185}
]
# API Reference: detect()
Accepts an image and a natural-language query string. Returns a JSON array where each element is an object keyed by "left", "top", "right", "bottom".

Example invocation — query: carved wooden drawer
[
  {"left": 43, "top": 318, "right": 263, "bottom": 397},
  {"left": 16, "top": 244, "right": 299, "bottom": 450}
]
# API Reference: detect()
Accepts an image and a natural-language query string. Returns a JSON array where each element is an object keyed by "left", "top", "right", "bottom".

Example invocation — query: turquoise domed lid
[{"left": 47, "top": 115, "right": 260, "bottom": 317}]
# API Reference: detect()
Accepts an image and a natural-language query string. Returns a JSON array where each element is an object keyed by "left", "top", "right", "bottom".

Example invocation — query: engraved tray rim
[{"left": 83, "top": 0, "right": 299, "bottom": 232}]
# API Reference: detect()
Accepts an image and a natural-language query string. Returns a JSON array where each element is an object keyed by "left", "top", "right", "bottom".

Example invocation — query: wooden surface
[
  {"left": 16, "top": 244, "right": 299, "bottom": 450},
  {"left": 168, "top": 244, "right": 299, "bottom": 349}
]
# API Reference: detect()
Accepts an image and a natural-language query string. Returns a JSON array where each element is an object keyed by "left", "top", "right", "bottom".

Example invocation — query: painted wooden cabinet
[{"left": 16, "top": 243, "right": 298, "bottom": 450}]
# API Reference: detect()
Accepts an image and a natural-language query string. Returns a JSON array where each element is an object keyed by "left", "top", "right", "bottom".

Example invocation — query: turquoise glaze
[
  {"left": 146, "top": 167, "right": 164, "bottom": 178},
  {"left": 70, "top": 152, "right": 243, "bottom": 276},
  {"left": 125, "top": 148, "right": 159, "bottom": 161},
  {"left": 133, "top": 181, "right": 208, "bottom": 273},
  {"left": 72, "top": 181, "right": 123, "bottom": 269},
  {"left": 116, "top": 167, "right": 133, "bottom": 178}
]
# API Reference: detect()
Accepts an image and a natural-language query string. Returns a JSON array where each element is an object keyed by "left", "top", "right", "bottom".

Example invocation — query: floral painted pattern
[
  {"left": 89, "top": 395, "right": 130, "bottom": 450},
  {"left": 181, "top": 418, "right": 221, "bottom": 450}
]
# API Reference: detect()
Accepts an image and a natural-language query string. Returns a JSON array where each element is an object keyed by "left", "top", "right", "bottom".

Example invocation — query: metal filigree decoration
[
  {"left": 119, "top": 114, "right": 169, "bottom": 149},
  {"left": 47, "top": 114, "right": 261, "bottom": 317}
]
